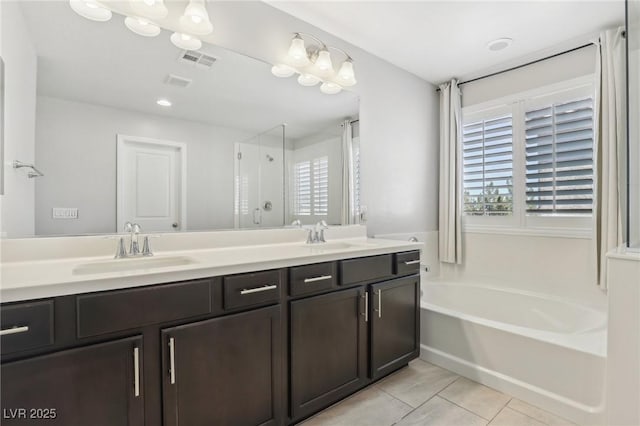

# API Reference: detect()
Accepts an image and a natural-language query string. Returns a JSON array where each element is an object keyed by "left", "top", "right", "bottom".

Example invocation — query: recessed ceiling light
[
  {"left": 487, "top": 38, "right": 513, "bottom": 52},
  {"left": 157, "top": 98, "right": 172, "bottom": 107}
]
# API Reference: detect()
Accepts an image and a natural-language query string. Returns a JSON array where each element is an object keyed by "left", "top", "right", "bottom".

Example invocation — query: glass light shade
[
  {"left": 271, "top": 64, "right": 296, "bottom": 78},
  {"left": 337, "top": 60, "right": 357, "bottom": 87},
  {"left": 170, "top": 32, "right": 202, "bottom": 50},
  {"left": 287, "top": 36, "right": 310, "bottom": 67},
  {"left": 179, "top": 0, "right": 213, "bottom": 35},
  {"left": 69, "top": 0, "right": 112, "bottom": 22},
  {"left": 125, "top": 17, "right": 161, "bottom": 37},
  {"left": 297, "top": 74, "right": 320, "bottom": 87},
  {"left": 130, "top": 0, "right": 168, "bottom": 20},
  {"left": 314, "top": 49, "right": 333, "bottom": 73},
  {"left": 320, "top": 82, "right": 342, "bottom": 95}
]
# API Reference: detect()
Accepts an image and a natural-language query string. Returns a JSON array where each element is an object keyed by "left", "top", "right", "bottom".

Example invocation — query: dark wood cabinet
[
  {"left": 1, "top": 335, "right": 144, "bottom": 426},
  {"left": 370, "top": 276, "right": 420, "bottom": 380},
  {"left": 290, "top": 287, "right": 368, "bottom": 421},
  {"left": 161, "top": 305, "right": 282, "bottom": 426}
]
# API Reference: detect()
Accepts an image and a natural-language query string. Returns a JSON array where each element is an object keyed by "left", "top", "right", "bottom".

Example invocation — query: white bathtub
[{"left": 420, "top": 281, "right": 607, "bottom": 425}]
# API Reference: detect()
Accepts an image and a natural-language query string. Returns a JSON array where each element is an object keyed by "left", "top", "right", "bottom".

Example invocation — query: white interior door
[{"left": 117, "top": 135, "right": 186, "bottom": 233}]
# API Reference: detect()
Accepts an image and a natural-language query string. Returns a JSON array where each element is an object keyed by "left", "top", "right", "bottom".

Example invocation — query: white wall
[
  {"left": 436, "top": 47, "right": 606, "bottom": 307},
  {"left": 0, "top": 2, "right": 37, "bottom": 237},
  {"left": 203, "top": 1, "right": 440, "bottom": 237},
  {"left": 35, "top": 96, "right": 255, "bottom": 235}
]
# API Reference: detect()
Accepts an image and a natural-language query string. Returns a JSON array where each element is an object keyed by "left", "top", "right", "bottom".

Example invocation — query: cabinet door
[
  {"left": 370, "top": 276, "right": 420, "bottom": 380},
  {"left": 161, "top": 305, "right": 281, "bottom": 426},
  {"left": 290, "top": 287, "right": 367, "bottom": 421},
  {"left": 1, "top": 336, "right": 144, "bottom": 426}
]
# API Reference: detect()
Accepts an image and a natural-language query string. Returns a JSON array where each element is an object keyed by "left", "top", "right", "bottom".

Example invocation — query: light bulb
[
  {"left": 337, "top": 59, "right": 357, "bottom": 86},
  {"left": 320, "top": 82, "right": 342, "bottom": 95},
  {"left": 69, "top": 0, "right": 112, "bottom": 22},
  {"left": 314, "top": 48, "right": 333, "bottom": 72},
  {"left": 170, "top": 32, "right": 202, "bottom": 50},
  {"left": 180, "top": 0, "right": 213, "bottom": 35},
  {"left": 287, "top": 35, "right": 310, "bottom": 67},
  {"left": 271, "top": 64, "right": 296, "bottom": 78},
  {"left": 129, "top": 0, "right": 167, "bottom": 19},
  {"left": 297, "top": 74, "right": 320, "bottom": 87},
  {"left": 125, "top": 16, "right": 160, "bottom": 37}
]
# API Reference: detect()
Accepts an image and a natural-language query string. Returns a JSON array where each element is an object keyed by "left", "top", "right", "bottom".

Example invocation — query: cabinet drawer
[
  {"left": 1, "top": 300, "right": 54, "bottom": 355},
  {"left": 340, "top": 254, "right": 393, "bottom": 285},
  {"left": 289, "top": 262, "right": 337, "bottom": 297},
  {"left": 395, "top": 251, "right": 421, "bottom": 275},
  {"left": 224, "top": 270, "right": 281, "bottom": 310},
  {"left": 77, "top": 279, "right": 212, "bottom": 338}
]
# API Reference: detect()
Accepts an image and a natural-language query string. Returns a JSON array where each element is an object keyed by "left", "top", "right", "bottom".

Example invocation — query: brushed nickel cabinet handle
[
  {"left": 169, "top": 337, "right": 176, "bottom": 385},
  {"left": 303, "top": 275, "right": 333, "bottom": 283},
  {"left": 378, "top": 290, "right": 382, "bottom": 318},
  {"left": 240, "top": 284, "right": 277, "bottom": 295},
  {"left": 0, "top": 326, "right": 29, "bottom": 336},
  {"left": 363, "top": 292, "right": 369, "bottom": 322},
  {"left": 133, "top": 347, "right": 140, "bottom": 397},
  {"left": 404, "top": 260, "right": 420, "bottom": 265}
]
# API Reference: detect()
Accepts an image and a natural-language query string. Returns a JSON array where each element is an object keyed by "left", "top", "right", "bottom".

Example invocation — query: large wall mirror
[{"left": 3, "top": 1, "right": 359, "bottom": 237}]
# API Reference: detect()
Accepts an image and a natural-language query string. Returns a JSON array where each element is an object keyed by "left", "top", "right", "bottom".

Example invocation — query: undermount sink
[
  {"left": 302, "top": 242, "right": 357, "bottom": 251},
  {"left": 72, "top": 256, "right": 197, "bottom": 275}
]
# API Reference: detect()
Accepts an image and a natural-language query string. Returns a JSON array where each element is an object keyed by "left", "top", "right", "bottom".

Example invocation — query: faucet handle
[
  {"left": 319, "top": 229, "right": 326, "bottom": 243},
  {"left": 141, "top": 236, "right": 153, "bottom": 256},
  {"left": 115, "top": 237, "right": 127, "bottom": 259},
  {"left": 124, "top": 221, "right": 133, "bottom": 233},
  {"left": 306, "top": 228, "right": 314, "bottom": 244}
]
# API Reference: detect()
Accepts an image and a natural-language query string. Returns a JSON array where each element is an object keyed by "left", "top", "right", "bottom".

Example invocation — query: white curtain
[
  {"left": 439, "top": 79, "right": 463, "bottom": 264},
  {"left": 341, "top": 119, "right": 356, "bottom": 225},
  {"left": 594, "top": 27, "right": 626, "bottom": 290}
]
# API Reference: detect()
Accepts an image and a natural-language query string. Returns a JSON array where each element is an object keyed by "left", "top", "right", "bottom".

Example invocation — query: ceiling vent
[
  {"left": 164, "top": 74, "right": 193, "bottom": 88},
  {"left": 178, "top": 50, "right": 217, "bottom": 69}
]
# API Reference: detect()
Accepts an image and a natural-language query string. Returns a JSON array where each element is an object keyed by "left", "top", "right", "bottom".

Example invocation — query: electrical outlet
[{"left": 52, "top": 208, "right": 78, "bottom": 219}]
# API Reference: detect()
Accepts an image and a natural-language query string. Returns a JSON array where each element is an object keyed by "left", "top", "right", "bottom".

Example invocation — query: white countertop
[{"left": 0, "top": 236, "right": 421, "bottom": 303}]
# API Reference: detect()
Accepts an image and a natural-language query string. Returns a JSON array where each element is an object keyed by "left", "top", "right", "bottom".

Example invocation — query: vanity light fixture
[
  {"left": 179, "top": 0, "right": 213, "bottom": 36},
  {"left": 69, "top": 0, "right": 112, "bottom": 22},
  {"left": 129, "top": 0, "right": 168, "bottom": 20},
  {"left": 272, "top": 32, "right": 357, "bottom": 95},
  {"left": 170, "top": 32, "right": 202, "bottom": 50},
  {"left": 156, "top": 98, "right": 172, "bottom": 107},
  {"left": 125, "top": 16, "right": 161, "bottom": 37}
]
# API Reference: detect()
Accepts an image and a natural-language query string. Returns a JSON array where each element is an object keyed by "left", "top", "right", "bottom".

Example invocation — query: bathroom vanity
[{"left": 0, "top": 230, "right": 421, "bottom": 425}]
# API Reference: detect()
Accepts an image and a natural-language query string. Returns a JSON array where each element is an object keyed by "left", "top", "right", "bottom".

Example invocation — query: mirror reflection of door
[{"left": 117, "top": 135, "right": 186, "bottom": 233}]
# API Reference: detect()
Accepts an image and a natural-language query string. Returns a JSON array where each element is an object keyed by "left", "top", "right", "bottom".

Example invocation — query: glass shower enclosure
[{"left": 627, "top": 0, "right": 640, "bottom": 248}]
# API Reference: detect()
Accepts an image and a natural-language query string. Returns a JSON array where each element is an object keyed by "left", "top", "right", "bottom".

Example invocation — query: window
[
  {"left": 461, "top": 79, "right": 595, "bottom": 236},
  {"left": 293, "top": 156, "right": 328, "bottom": 216},
  {"left": 463, "top": 115, "right": 513, "bottom": 216}
]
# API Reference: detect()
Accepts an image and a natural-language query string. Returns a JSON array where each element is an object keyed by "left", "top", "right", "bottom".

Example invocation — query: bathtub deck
[{"left": 300, "top": 360, "right": 575, "bottom": 426}]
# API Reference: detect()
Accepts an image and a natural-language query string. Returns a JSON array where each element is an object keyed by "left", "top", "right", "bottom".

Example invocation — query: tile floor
[{"left": 301, "top": 360, "right": 575, "bottom": 426}]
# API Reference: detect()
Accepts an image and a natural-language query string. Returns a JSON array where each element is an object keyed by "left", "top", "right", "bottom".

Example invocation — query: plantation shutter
[
  {"left": 294, "top": 161, "right": 311, "bottom": 215},
  {"left": 525, "top": 97, "right": 594, "bottom": 214},
  {"left": 313, "top": 156, "right": 329, "bottom": 215},
  {"left": 462, "top": 115, "right": 514, "bottom": 216}
]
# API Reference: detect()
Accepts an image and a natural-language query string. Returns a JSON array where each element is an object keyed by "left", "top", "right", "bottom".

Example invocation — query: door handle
[
  {"left": 374, "top": 290, "right": 382, "bottom": 318},
  {"left": 362, "top": 292, "right": 369, "bottom": 322},
  {"left": 169, "top": 337, "right": 176, "bottom": 385},
  {"left": 172, "top": 222, "right": 179, "bottom": 229},
  {"left": 133, "top": 347, "right": 140, "bottom": 397},
  {"left": 253, "top": 208, "right": 261, "bottom": 225}
]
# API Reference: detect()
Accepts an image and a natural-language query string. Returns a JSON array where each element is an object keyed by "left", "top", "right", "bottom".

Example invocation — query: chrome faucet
[
  {"left": 115, "top": 222, "right": 153, "bottom": 258},
  {"left": 306, "top": 220, "right": 329, "bottom": 244}
]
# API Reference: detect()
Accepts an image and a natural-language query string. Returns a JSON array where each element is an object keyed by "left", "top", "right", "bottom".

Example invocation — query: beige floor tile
[
  {"left": 489, "top": 407, "right": 546, "bottom": 426},
  {"left": 438, "top": 377, "right": 511, "bottom": 420},
  {"left": 395, "top": 396, "right": 488, "bottom": 426},
  {"left": 508, "top": 399, "right": 575, "bottom": 425},
  {"left": 301, "top": 387, "right": 413, "bottom": 426},
  {"left": 376, "top": 360, "right": 459, "bottom": 408}
]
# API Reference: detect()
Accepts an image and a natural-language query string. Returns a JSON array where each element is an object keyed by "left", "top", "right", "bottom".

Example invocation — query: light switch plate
[{"left": 52, "top": 208, "right": 78, "bottom": 219}]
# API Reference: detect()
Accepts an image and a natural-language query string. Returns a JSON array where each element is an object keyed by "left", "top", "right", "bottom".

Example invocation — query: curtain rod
[{"left": 436, "top": 42, "right": 594, "bottom": 92}]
